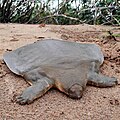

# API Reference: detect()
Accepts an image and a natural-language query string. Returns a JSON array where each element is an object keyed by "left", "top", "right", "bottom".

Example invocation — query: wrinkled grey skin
[{"left": 3, "top": 39, "right": 118, "bottom": 105}]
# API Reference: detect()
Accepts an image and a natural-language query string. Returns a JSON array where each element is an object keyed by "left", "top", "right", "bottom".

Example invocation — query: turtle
[{"left": 3, "top": 39, "right": 118, "bottom": 105}]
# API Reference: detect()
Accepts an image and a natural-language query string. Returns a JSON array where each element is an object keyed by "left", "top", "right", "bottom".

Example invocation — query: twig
[
  {"left": 100, "top": 13, "right": 115, "bottom": 26},
  {"left": 79, "top": 6, "right": 119, "bottom": 13},
  {"left": 108, "top": 31, "right": 118, "bottom": 42},
  {"left": 38, "top": 14, "right": 84, "bottom": 23},
  {"left": 101, "top": 20, "right": 114, "bottom": 25},
  {"left": 106, "top": 9, "right": 120, "bottom": 26}
]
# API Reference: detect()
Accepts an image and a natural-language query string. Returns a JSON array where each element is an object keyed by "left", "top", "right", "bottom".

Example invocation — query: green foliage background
[{"left": 0, "top": 0, "right": 119, "bottom": 25}]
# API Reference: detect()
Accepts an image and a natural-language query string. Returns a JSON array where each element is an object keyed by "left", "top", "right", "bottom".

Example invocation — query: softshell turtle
[{"left": 3, "top": 39, "right": 118, "bottom": 104}]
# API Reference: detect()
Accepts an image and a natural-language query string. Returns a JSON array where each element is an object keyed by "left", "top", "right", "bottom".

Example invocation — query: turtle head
[{"left": 68, "top": 83, "right": 84, "bottom": 99}]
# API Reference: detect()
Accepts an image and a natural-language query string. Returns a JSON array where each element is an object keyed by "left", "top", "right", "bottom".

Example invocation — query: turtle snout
[{"left": 68, "top": 84, "right": 84, "bottom": 99}]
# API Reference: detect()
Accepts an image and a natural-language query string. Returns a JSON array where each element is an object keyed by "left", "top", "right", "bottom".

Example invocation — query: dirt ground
[{"left": 0, "top": 24, "right": 120, "bottom": 120}]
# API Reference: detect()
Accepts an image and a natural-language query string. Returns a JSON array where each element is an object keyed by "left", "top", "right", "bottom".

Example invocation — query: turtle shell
[{"left": 3, "top": 39, "right": 104, "bottom": 76}]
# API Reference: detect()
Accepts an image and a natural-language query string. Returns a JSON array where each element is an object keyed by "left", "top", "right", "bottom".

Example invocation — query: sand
[{"left": 0, "top": 23, "right": 120, "bottom": 120}]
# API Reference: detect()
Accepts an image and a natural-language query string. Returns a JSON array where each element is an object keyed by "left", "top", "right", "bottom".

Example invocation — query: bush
[{"left": 0, "top": 0, "right": 119, "bottom": 25}]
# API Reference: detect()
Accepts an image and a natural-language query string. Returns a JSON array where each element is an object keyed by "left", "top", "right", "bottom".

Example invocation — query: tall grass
[{"left": 0, "top": 0, "right": 119, "bottom": 25}]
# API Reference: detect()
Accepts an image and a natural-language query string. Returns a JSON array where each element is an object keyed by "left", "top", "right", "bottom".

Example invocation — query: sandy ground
[{"left": 0, "top": 24, "right": 120, "bottom": 120}]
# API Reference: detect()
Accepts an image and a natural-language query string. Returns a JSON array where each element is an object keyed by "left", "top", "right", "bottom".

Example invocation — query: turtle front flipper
[
  {"left": 16, "top": 77, "right": 54, "bottom": 105},
  {"left": 87, "top": 61, "right": 118, "bottom": 87},
  {"left": 87, "top": 72, "right": 118, "bottom": 87}
]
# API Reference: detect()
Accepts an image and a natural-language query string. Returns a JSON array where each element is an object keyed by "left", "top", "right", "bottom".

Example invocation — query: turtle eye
[{"left": 68, "top": 84, "right": 83, "bottom": 99}]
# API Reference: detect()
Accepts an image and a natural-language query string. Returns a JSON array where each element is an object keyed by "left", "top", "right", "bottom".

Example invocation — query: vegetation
[{"left": 0, "top": 0, "right": 120, "bottom": 25}]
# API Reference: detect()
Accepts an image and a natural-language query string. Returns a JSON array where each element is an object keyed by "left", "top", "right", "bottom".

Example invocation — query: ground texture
[{"left": 0, "top": 24, "right": 120, "bottom": 120}]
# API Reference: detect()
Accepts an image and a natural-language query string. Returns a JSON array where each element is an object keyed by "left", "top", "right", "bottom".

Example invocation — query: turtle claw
[
  {"left": 16, "top": 87, "right": 35, "bottom": 105},
  {"left": 107, "top": 77, "right": 118, "bottom": 87},
  {"left": 16, "top": 95, "right": 33, "bottom": 105},
  {"left": 16, "top": 95, "right": 28, "bottom": 105}
]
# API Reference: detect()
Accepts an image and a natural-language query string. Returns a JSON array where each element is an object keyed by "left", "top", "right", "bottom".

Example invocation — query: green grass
[{"left": 113, "top": 33, "right": 120, "bottom": 37}]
